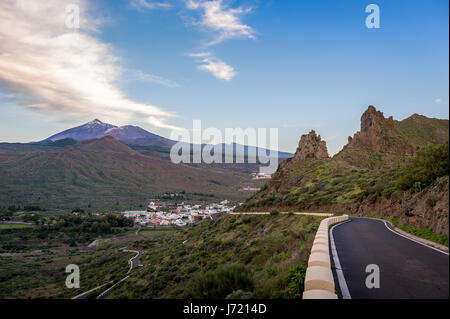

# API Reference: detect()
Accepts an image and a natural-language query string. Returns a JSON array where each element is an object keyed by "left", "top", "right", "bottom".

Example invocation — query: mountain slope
[
  {"left": 40, "top": 119, "right": 293, "bottom": 160},
  {"left": 238, "top": 106, "right": 449, "bottom": 236},
  {"left": 0, "top": 137, "right": 248, "bottom": 209},
  {"left": 42, "top": 119, "right": 174, "bottom": 145}
]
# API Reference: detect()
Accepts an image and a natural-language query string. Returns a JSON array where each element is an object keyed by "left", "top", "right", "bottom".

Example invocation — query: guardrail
[{"left": 302, "top": 215, "right": 349, "bottom": 299}]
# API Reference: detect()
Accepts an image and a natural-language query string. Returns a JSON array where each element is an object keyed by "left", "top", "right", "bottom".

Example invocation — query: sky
[{"left": 0, "top": 0, "right": 448, "bottom": 155}]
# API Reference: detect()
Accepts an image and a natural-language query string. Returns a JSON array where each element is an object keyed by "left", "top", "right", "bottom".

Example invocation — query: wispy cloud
[
  {"left": 0, "top": 0, "right": 181, "bottom": 130},
  {"left": 435, "top": 98, "right": 442, "bottom": 103},
  {"left": 130, "top": 0, "right": 172, "bottom": 11},
  {"left": 126, "top": 69, "right": 180, "bottom": 88},
  {"left": 186, "top": 0, "right": 255, "bottom": 45},
  {"left": 188, "top": 52, "right": 235, "bottom": 81}
]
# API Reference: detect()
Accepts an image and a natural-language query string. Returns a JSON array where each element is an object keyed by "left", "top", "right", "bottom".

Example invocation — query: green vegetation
[
  {"left": 396, "top": 115, "right": 449, "bottom": 148},
  {"left": 396, "top": 142, "right": 449, "bottom": 192},
  {"left": 0, "top": 224, "right": 34, "bottom": 230},
  {"left": 285, "top": 265, "right": 307, "bottom": 298},
  {"left": 0, "top": 238, "right": 135, "bottom": 298},
  {"left": 369, "top": 215, "right": 449, "bottom": 247},
  {"left": 109, "top": 214, "right": 323, "bottom": 299},
  {"left": 0, "top": 212, "right": 133, "bottom": 253},
  {"left": 398, "top": 224, "right": 449, "bottom": 247},
  {"left": 270, "top": 209, "right": 280, "bottom": 216},
  {"left": 0, "top": 211, "right": 147, "bottom": 298},
  {"left": 184, "top": 263, "right": 253, "bottom": 299},
  {"left": 239, "top": 157, "right": 403, "bottom": 211}
]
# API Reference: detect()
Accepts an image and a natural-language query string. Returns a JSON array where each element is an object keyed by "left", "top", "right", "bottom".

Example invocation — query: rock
[
  {"left": 293, "top": 130, "right": 329, "bottom": 162},
  {"left": 345, "top": 105, "right": 414, "bottom": 155},
  {"left": 266, "top": 130, "right": 329, "bottom": 193}
]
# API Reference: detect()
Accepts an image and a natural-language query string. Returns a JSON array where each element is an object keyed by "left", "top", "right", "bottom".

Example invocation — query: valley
[{"left": 0, "top": 106, "right": 448, "bottom": 299}]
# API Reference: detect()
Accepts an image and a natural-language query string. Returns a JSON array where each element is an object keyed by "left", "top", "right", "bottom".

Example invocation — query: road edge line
[
  {"left": 329, "top": 220, "right": 352, "bottom": 299},
  {"left": 381, "top": 220, "right": 449, "bottom": 256}
]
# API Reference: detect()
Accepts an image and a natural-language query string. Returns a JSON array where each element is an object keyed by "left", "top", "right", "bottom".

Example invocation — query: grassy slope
[
  {"left": 109, "top": 213, "right": 323, "bottom": 299},
  {"left": 240, "top": 156, "right": 402, "bottom": 211},
  {"left": 396, "top": 115, "right": 449, "bottom": 147}
]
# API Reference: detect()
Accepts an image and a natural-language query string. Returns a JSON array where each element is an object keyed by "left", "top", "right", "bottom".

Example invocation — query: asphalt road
[
  {"left": 331, "top": 217, "right": 449, "bottom": 299},
  {"left": 130, "top": 250, "right": 142, "bottom": 269}
]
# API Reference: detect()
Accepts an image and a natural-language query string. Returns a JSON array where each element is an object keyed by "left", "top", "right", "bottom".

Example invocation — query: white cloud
[
  {"left": 188, "top": 52, "right": 235, "bottom": 81},
  {"left": 126, "top": 69, "right": 180, "bottom": 88},
  {"left": 0, "top": 0, "right": 182, "bottom": 130},
  {"left": 186, "top": 0, "right": 255, "bottom": 45},
  {"left": 130, "top": 0, "right": 172, "bottom": 11},
  {"left": 435, "top": 98, "right": 442, "bottom": 103}
]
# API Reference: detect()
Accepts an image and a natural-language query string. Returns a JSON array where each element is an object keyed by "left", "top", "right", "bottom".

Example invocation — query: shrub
[
  {"left": 270, "top": 209, "right": 280, "bottom": 216},
  {"left": 265, "top": 267, "right": 277, "bottom": 278},
  {"left": 396, "top": 142, "right": 449, "bottom": 191},
  {"left": 285, "top": 264, "right": 307, "bottom": 298},
  {"left": 184, "top": 263, "right": 254, "bottom": 299},
  {"left": 225, "top": 290, "right": 254, "bottom": 299}
]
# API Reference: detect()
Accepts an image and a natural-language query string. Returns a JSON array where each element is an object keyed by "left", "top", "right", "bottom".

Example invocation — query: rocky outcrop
[
  {"left": 343, "top": 106, "right": 415, "bottom": 155},
  {"left": 267, "top": 131, "right": 329, "bottom": 192},
  {"left": 293, "top": 130, "right": 329, "bottom": 161}
]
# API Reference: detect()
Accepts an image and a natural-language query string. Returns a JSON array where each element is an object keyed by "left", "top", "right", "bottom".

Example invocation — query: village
[{"left": 122, "top": 199, "right": 236, "bottom": 227}]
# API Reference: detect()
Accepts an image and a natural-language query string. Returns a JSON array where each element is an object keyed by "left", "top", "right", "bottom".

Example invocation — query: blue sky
[{"left": 0, "top": 0, "right": 448, "bottom": 154}]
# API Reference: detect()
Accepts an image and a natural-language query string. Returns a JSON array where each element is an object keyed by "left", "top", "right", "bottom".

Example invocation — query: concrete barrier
[{"left": 302, "top": 214, "right": 349, "bottom": 299}]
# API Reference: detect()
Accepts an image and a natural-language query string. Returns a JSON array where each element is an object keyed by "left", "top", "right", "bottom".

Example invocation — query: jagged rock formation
[
  {"left": 262, "top": 130, "right": 329, "bottom": 193},
  {"left": 343, "top": 106, "right": 415, "bottom": 155},
  {"left": 293, "top": 130, "right": 329, "bottom": 161}
]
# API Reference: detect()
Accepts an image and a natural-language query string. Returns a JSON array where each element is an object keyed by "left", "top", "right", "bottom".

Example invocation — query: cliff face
[{"left": 343, "top": 106, "right": 415, "bottom": 155}]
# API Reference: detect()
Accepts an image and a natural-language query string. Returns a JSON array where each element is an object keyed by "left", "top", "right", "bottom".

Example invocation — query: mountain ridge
[{"left": 238, "top": 106, "right": 449, "bottom": 237}]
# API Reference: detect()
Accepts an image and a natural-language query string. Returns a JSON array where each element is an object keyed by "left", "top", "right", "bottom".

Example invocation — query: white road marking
[
  {"left": 380, "top": 220, "right": 449, "bottom": 256},
  {"left": 330, "top": 220, "right": 352, "bottom": 299}
]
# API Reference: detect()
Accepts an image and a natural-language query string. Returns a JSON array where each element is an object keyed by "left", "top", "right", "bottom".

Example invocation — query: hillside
[
  {"left": 0, "top": 137, "right": 249, "bottom": 210},
  {"left": 238, "top": 106, "right": 449, "bottom": 238},
  {"left": 109, "top": 213, "right": 323, "bottom": 299},
  {"left": 0, "top": 212, "right": 324, "bottom": 299}
]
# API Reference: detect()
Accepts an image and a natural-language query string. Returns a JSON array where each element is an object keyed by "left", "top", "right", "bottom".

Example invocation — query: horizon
[
  {"left": 2, "top": 105, "right": 447, "bottom": 156},
  {"left": 0, "top": 0, "right": 449, "bottom": 155}
]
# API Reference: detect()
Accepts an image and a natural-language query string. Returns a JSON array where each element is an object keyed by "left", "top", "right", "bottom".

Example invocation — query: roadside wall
[{"left": 302, "top": 215, "right": 349, "bottom": 299}]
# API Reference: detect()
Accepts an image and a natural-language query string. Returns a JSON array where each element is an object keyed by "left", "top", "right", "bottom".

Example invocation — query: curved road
[
  {"left": 331, "top": 217, "right": 449, "bottom": 299},
  {"left": 73, "top": 249, "right": 143, "bottom": 299},
  {"left": 97, "top": 250, "right": 143, "bottom": 299}
]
